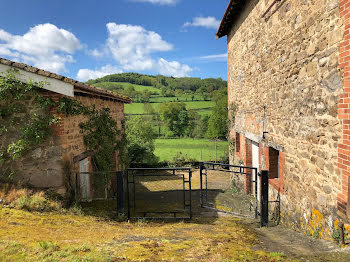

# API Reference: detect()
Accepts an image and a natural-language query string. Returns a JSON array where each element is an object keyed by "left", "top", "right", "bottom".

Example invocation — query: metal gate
[
  {"left": 199, "top": 162, "right": 259, "bottom": 219},
  {"left": 126, "top": 168, "right": 192, "bottom": 220}
]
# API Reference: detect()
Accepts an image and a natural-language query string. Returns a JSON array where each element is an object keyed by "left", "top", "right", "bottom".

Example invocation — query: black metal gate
[
  {"left": 126, "top": 168, "right": 192, "bottom": 220},
  {"left": 199, "top": 162, "right": 259, "bottom": 219}
]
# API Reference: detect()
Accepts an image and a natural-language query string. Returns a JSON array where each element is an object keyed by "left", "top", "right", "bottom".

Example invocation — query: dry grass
[
  {"left": 0, "top": 184, "right": 62, "bottom": 212},
  {"left": 0, "top": 173, "right": 291, "bottom": 261},
  {"left": 0, "top": 206, "right": 294, "bottom": 261}
]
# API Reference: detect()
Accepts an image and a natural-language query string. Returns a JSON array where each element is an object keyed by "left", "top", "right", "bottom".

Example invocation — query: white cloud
[
  {"left": 0, "top": 23, "right": 82, "bottom": 73},
  {"left": 88, "top": 48, "right": 105, "bottom": 58},
  {"left": 199, "top": 53, "right": 227, "bottom": 61},
  {"left": 77, "top": 64, "right": 123, "bottom": 81},
  {"left": 183, "top": 16, "right": 220, "bottom": 29},
  {"left": 106, "top": 23, "right": 173, "bottom": 71},
  {"left": 82, "top": 22, "right": 192, "bottom": 78},
  {"left": 157, "top": 58, "right": 192, "bottom": 77},
  {"left": 130, "top": 0, "right": 179, "bottom": 5}
]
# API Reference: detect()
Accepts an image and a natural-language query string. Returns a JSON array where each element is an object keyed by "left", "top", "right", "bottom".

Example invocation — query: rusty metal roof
[
  {"left": 0, "top": 57, "right": 132, "bottom": 103},
  {"left": 216, "top": 0, "right": 246, "bottom": 39}
]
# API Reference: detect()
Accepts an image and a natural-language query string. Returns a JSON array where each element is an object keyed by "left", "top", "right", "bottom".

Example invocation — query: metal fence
[
  {"left": 126, "top": 168, "right": 192, "bottom": 220},
  {"left": 199, "top": 162, "right": 270, "bottom": 226},
  {"left": 74, "top": 171, "right": 120, "bottom": 202},
  {"left": 199, "top": 162, "right": 259, "bottom": 219}
]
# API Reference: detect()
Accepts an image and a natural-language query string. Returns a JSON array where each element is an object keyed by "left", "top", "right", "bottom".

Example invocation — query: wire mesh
[
  {"left": 127, "top": 168, "right": 192, "bottom": 219},
  {"left": 75, "top": 172, "right": 118, "bottom": 202},
  {"left": 200, "top": 163, "right": 258, "bottom": 218}
]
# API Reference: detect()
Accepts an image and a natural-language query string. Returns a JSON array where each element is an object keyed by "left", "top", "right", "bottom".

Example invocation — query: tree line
[{"left": 87, "top": 72, "right": 227, "bottom": 99}]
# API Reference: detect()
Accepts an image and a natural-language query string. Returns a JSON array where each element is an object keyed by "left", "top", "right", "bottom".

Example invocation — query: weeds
[{"left": 0, "top": 184, "right": 62, "bottom": 212}]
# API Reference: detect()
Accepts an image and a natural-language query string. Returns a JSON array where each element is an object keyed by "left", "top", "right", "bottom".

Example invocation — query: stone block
[
  {"left": 327, "top": 28, "right": 343, "bottom": 46},
  {"left": 28, "top": 169, "right": 64, "bottom": 188},
  {"left": 321, "top": 70, "right": 342, "bottom": 92},
  {"left": 306, "top": 61, "right": 318, "bottom": 77}
]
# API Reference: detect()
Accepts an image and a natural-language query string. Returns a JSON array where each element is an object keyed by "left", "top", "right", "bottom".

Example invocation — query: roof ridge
[{"left": 0, "top": 57, "right": 132, "bottom": 103}]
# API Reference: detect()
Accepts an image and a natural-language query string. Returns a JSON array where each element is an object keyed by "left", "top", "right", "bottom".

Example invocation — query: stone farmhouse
[
  {"left": 0, "top": 58, "right": 131, "bottom": 199},
  {"left": 217, "top": 0, "right": 350, "bottom": 233}
]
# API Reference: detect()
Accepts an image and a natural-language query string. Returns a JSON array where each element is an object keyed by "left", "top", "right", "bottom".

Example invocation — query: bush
[
  {"left": 170, "top": 152, "right": 198, "bottom": 167},
  {"left": 0, "top": 184, "right": 62, "bottom": 212},
  {"left": 165, "top": 130, "right": 175, "bottom": 138}
]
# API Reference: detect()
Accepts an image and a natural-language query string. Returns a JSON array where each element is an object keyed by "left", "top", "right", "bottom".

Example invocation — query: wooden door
[{"left": 79, "top": 158, "right": 90, "bottom": 201}]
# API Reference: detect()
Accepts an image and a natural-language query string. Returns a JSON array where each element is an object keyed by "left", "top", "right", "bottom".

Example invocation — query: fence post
[
  {"left": 260, "top": 170, "right": 269, "bottom": 227},
  {"left": 116, "top": 171, "right": 124, "bottom": 213},
  {"left": 254, "top": 169, "right": 258, "bottom": 219},
  {"left": 200, "top": 163, "right": 203, "bottom": 208},
  {"left": 189, "top": 169, "right": 192, "bottom": 219}
]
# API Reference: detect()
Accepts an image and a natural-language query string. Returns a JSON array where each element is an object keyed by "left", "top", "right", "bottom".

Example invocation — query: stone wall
[
  {"left": 0, "top": 90, "right": 64, "bottom": 193},
  {"left": 59, "top": 93, "right": 125, "bottom": 172},
  {"left": 0, "top": 88, "right": 125, "bottom": 195},
  {"left": 227, "top": 0, "right": 345, "bottom": 232}
]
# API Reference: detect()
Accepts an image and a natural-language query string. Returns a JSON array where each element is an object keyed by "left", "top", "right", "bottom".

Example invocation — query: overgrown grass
[
  {"left": 0, "top": 184, "right": 62, "bottom": 212},
  {"left": 154, "top": 138, "right": 229, "bottom": 162},
  {"left": 0, "top": 207, "right": 291, "bottom": 261}
]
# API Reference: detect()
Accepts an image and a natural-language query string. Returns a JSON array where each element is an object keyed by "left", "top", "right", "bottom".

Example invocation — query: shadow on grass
[{"left": 79, "top": 169, "right": 255, "bottom": 225}]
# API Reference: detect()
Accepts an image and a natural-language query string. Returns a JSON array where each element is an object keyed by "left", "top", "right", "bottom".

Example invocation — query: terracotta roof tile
[
  {"left": 12, "top": 62, "right": 27, "bottom": 69},
  {"left": 37, "top": 69, "right": 51, "bottom": 77},
  {"left": 0, "top": 58, "right": 13, "bottom": 66},
  {"left": 25, "top": 66, "right": 38, "bottom": 73},
  {"left": 0, "top": 57, "right": 131, "bottom": 103},
  {"left": 216, "top": 0, "right": 245, "bottom": 39}
]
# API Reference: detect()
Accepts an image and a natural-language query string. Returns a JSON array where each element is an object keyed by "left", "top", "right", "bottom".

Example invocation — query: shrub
[{"left": 0, "top": 184, "right": 62, "bottom": 212}]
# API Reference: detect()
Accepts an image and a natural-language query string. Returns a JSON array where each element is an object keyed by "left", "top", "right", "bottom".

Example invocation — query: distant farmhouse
[
  {"left": 217, "top": 0, "right": 350, "bottom": 233},
  {"left": 0, "top": 58, "right": 131, "bottom": 200}
]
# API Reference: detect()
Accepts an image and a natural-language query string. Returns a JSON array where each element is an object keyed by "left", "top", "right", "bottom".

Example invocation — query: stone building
[
  {"left": 0, "top": 58, "right": 131, "bottom": 199},
  {"left": 217, "top": 0, "right": 350, "bottom": 234}
]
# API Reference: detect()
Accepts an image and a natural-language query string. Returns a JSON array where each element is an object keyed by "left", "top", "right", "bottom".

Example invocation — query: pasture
[
  {"left": 154, "top": 138, "right": 229, "bottom": 162},
  {"left": 125, "top": 101, "right": 214, "bottom": 115}
]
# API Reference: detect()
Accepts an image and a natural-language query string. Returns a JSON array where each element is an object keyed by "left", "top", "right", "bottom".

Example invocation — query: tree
[
  {"left": 159, "top": 102, "right": 189, "bottom": 136},
  {"left": 126, "top": 116, "right": 158, "bottom": 165},
  {"left": 143, "top": 103, "right": 155, "bottom": 115},
  {"left": 186, "top": 110, "right": 200, "bottom": 138},
  {"left": 206, "top": 94, "right": 228, "bottom": 140},
  {"left": 193, "top": 115, "right": 209, "bottom": 138}
]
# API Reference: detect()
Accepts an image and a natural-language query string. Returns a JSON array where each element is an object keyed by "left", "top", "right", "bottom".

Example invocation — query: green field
[
  {"left": 154, "top": 138, "right": 228, "bottom": 162},
  {"left": 94, "top": 81, "right": 161, "bottom": 94},
  {"left": 149, "top": 94, "right": 206, "bottom": 103},
  {"left": 125, "top": 101, "right": 214, "bottom": 114}
]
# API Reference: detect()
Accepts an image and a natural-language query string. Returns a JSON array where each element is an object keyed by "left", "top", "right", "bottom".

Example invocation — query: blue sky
[{"left": 0, "top": 0, "right": 228, "bottom": 81}]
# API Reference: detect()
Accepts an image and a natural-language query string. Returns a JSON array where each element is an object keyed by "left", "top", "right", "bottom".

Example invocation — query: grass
[
  {"left": 0, "top": 174, "right": 294, "bottom": 261},
  {"left": 0, "top": 206, "right": 291, "bottom": 261},
  {"left": 149, "top": 94, "right": 206, "bottom": 103},
  {"left": 154, "top": 138, "right": 229, "bottom": 162},
  {"left": 125, "top": 101, "right": 215, "bottom": 115},
  {"left": 93, "top": 81, "right": 161, "bottom": 94}
]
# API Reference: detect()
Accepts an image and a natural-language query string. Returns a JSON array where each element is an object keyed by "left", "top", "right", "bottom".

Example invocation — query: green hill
[
  {"left": 87, "top": 72, "right": 228, "bottom": 139},
  {"left": 87, "top": 72, "right": 227, "bottom": 117}
]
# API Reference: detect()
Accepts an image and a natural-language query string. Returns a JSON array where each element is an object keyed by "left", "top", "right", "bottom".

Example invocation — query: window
[
  {"left": 235, "top": 132, "right": 240, "bottom": 152},
  {"left": 269, "top": 147, "right": 279, "bottom": 179}
]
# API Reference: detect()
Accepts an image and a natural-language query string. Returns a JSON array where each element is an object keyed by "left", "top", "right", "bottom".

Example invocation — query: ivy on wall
[{"left": 0, "top": 69, "right": 127, "bottom": 178}]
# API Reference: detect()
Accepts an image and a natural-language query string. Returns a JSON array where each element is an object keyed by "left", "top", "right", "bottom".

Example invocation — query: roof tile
[{"left": 0, "top": 57, "right": 131, "bottom": 103}]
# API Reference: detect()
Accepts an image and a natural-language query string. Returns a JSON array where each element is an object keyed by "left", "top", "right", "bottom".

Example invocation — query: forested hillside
[{"left": 86, "top": 73, "right": 227, "bottom": 100}]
